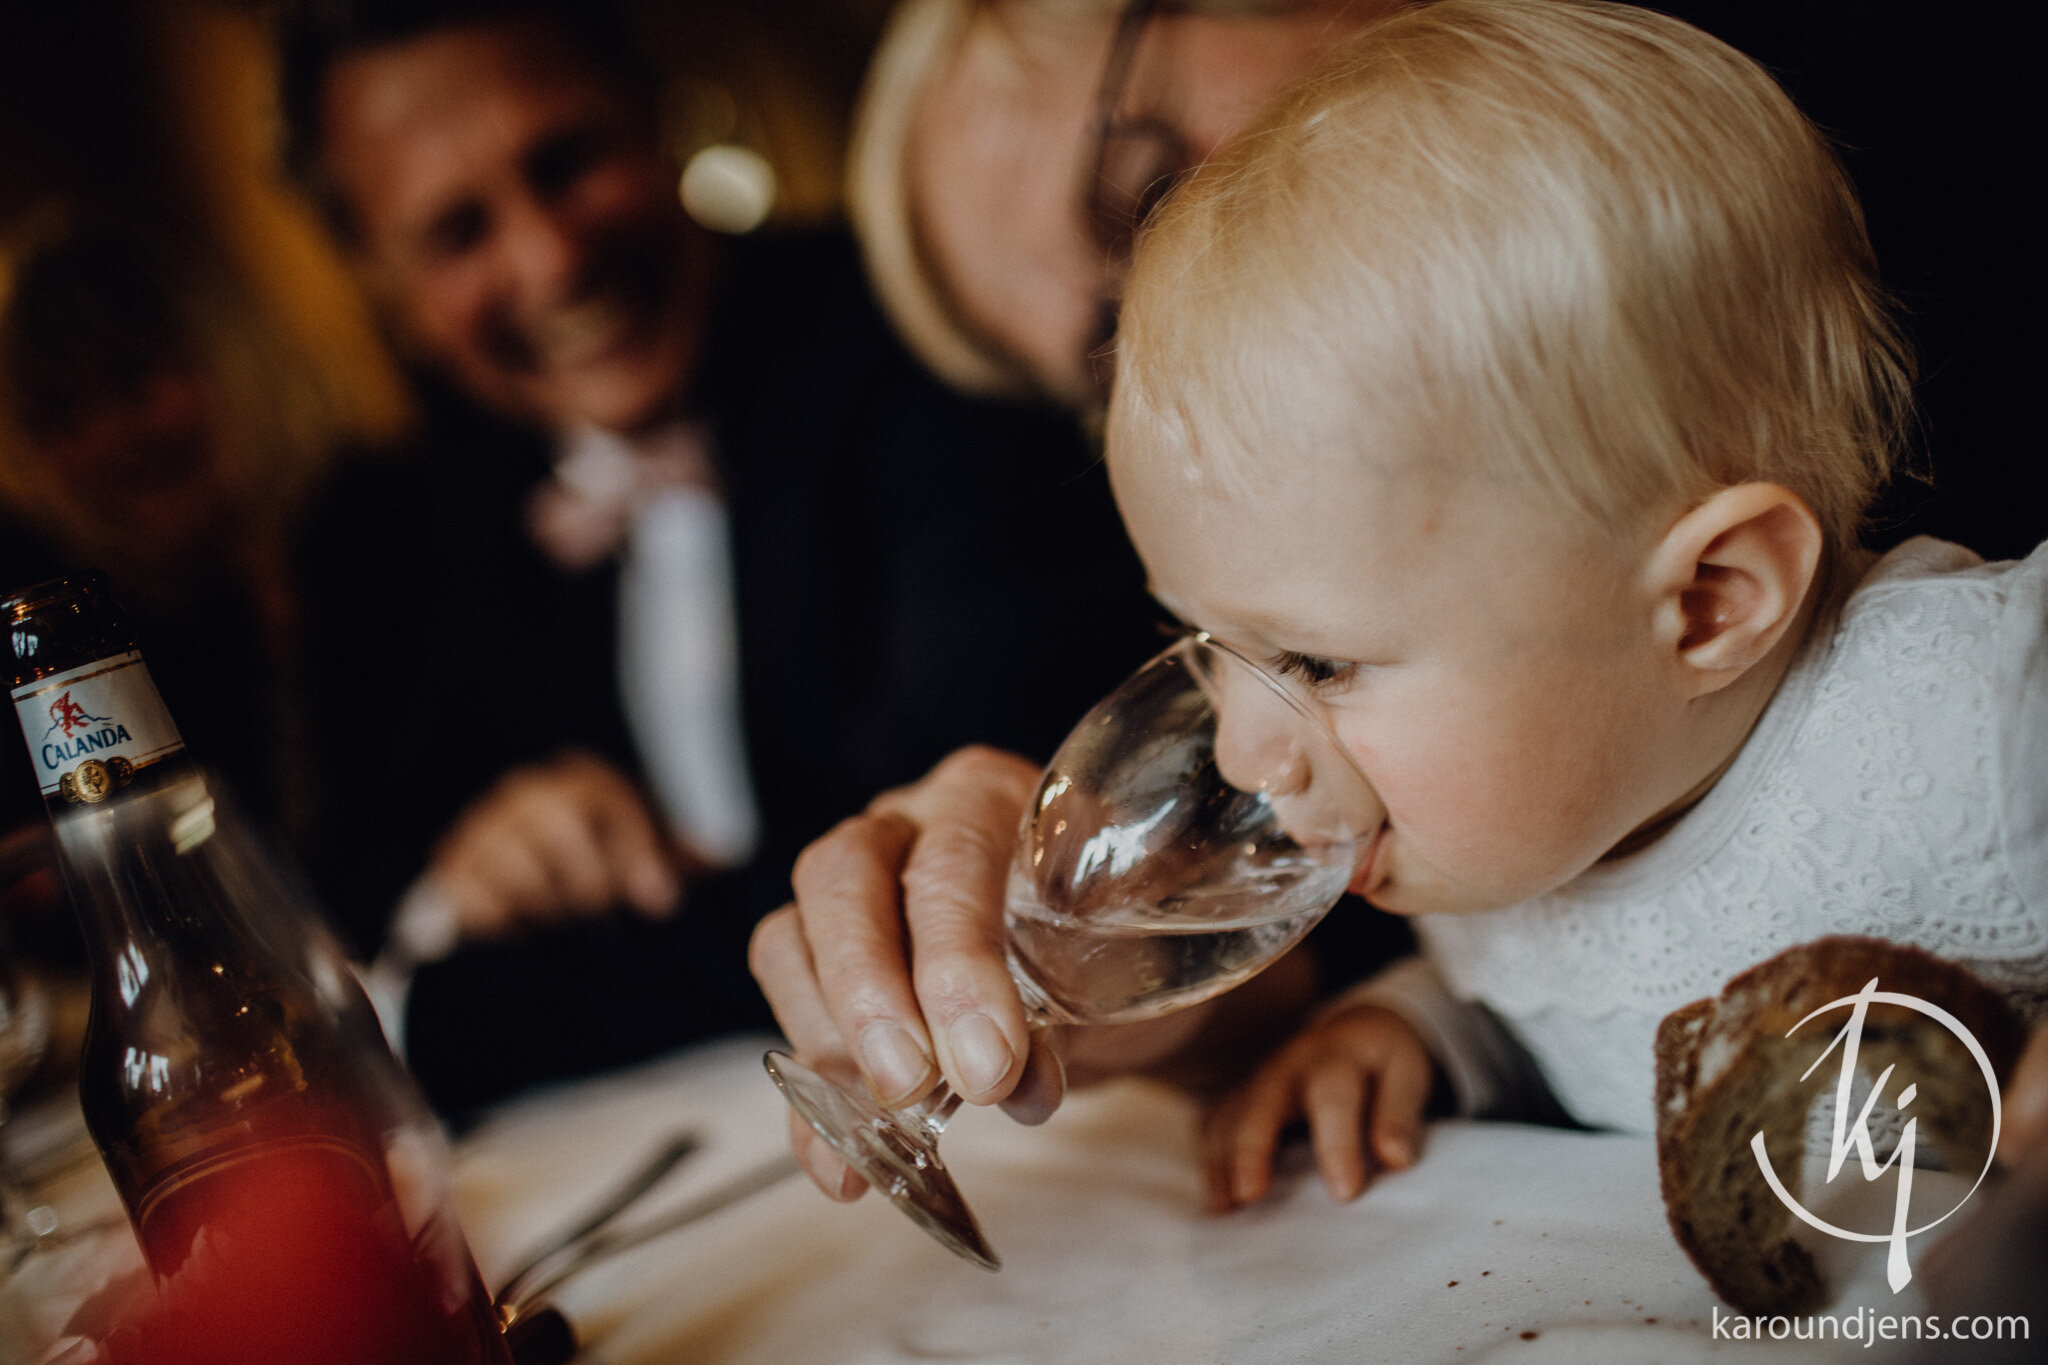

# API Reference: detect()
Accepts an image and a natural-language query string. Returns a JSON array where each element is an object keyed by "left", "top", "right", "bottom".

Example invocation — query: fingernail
[
  {"left": 948, "top": 1013, "right": 1013, "bottom": 1097},
  {"left": 1384, "top": 1135, "right": 1415, "bottom": 1167},
  {"left": 999, "top": 1078, "right": 1055, "bottom": 1127},
  {"left": 860, "top": 1024, "right": 933, "bottom": 1104},
  {"left": 997, "top": 1036, "right": 1065, "bottom": 1126}
]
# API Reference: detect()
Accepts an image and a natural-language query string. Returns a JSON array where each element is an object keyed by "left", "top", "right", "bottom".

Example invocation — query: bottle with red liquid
[{"left": 5, "top": 574, "right": 513, "bottom": 1365}]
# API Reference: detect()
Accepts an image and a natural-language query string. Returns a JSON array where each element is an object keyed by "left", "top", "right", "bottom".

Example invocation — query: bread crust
[{"left": 1654, "top": 936, "right": 2027, "bottom": 1316}]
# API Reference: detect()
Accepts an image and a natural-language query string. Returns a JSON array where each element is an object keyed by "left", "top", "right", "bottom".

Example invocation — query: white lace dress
[{"left": 1353, "top": 538, "right": 2048, "bottom": 1134}]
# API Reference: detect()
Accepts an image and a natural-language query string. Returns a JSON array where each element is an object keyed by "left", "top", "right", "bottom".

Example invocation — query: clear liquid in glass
[{"left": 1005, "top": 852, "right": 1352, "bottom": 1025}]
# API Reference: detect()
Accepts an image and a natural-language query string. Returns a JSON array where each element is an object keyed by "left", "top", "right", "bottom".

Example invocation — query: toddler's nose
[
  {"left": 1206, "top": 658, "right": 1380, "bottom": 848},
  {"left": 1213, "top": 700, "right": 1310, "bottom": 798}
]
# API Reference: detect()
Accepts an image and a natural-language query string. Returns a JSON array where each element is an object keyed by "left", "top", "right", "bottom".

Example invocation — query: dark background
[
  {"left": 5, "top": 0, "right": 2043, "bottom": 560},
  {"left": 1669, "top": 2, "right": 2044, "bottom": 563}
]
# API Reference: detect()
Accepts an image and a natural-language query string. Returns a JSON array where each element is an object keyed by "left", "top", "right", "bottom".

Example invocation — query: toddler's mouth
[{"left": 1347, "top": 824, "right": 1389, "bottom": 899}]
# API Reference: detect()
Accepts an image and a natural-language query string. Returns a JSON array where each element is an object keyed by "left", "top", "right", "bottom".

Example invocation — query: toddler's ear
[{"left": 1648, "top": 484, "right": 1822, "bottom": 695}]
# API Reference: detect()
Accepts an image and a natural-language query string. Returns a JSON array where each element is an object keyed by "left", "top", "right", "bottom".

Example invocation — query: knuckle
[
  {"left": 1303, "top": 1062, "right": 1363, "bottom": 1107},
  {"left": 935, "top": 744, "right": 1002, "bottom": 781},
  {"left": 791, "top": 816, "right": 894, "bottom": 894},
  {"left": 896, "top": 848, "right": 979, "bottom": 917},
  {"left": 931, "top": 745, "right": 1034, "bottom": 803},
  {"left": 748, "top": 906, "right": 799, "bottom": 977},
  {"left": 901, "top": 835, "right": 1007, "bottom": 915},
  {"left": 789, "top": 830, "right": 851, "bottom": 893}
]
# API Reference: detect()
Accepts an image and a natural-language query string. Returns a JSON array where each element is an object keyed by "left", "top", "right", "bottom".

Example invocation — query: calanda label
[{"left": 11, "top": 652, "right": 185, "bottom": 801}]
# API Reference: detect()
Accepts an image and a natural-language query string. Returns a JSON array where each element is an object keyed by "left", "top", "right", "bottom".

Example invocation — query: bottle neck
[
  {"left": 11, "top": 649, "right": 191, "bottom": 815},
  {"left": 10, "top": 644, "right": 218, "bottom": 987}
]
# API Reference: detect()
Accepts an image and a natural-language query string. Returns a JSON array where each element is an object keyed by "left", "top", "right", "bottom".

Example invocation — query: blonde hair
[
  {"left": 849, "top": 0, "right": 1309, "bottom": 398},
  {"left": 1117, "top": 0, "right": 1914, "bottom": 559},
  {"left": 848, "top": 0, "right": 1026, "bottom": 396}
]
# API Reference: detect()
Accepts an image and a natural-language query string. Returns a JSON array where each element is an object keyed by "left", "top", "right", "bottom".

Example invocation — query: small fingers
[
  {"left": 1301, "top": 1056, "right": 1371, "bottom": 1202},
  {"left": 1202, "top": 1007, "right": 1439, "bottom": 1216},
  {"left": 1369, "top": 1040, "right": 1433, "bottom": 1172},
  {"left": 1205, "top": 1065, "right": 1300, "bottom": 1212},
  {"left": 537, "top": 754, "right": 678, "bottom": 916}
]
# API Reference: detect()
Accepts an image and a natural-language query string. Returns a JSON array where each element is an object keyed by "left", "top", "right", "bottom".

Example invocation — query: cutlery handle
[
  {"left": 494, "top": 1129, "right": 701, "bottom": 1308},
  {"left": 499, "top": 1153, "right": 800, "bottom": 1320}
]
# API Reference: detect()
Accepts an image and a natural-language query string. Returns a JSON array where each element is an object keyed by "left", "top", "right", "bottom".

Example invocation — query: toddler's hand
[{"left": 1202, "top": 1004, "right": 1434, "bottom": 1212}]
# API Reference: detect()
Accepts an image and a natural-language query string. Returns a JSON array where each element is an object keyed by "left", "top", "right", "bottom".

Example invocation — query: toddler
[{"left": 1101, "top": 0, "right": 2048, "bottom": 1208}]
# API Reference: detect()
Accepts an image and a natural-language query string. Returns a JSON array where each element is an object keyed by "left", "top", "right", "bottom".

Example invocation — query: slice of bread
[{"left": 1654, "top": 936, "right": 2027, "bottom": 1316}]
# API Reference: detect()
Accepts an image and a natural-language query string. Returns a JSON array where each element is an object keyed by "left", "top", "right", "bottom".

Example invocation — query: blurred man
[
  {"left": 282, "top": 0, "right": 1155, "bottom": 1111},
  {"left": 285, "top": 3, "right": 721, "bottom": 948}
]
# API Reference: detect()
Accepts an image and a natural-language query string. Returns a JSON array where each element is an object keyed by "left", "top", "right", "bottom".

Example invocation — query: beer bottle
[{"left": 4, "top": 573, "right": 513, "bottom": 1365}]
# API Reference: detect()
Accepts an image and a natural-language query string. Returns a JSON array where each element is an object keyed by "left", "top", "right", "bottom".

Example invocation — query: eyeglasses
[
  {"left": 1084, "top": 0, "right": 1192, "bottom": 271},
  {"left": 1080, "top": 0, "right": 1194, "bottom": 391}
]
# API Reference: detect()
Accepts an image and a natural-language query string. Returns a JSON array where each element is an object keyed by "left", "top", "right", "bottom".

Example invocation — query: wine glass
[{"left": 764, "top": 632, "right": 1378, "bottom": 1270}]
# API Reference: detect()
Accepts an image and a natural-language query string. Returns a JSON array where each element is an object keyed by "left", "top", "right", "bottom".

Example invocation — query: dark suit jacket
[{"left": 301, "top": 229, "right": 1163, "bottom": 1115}]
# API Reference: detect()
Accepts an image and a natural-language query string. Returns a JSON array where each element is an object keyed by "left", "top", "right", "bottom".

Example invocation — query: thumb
[{"left": 997, "top": 1031, "right": 1066, "bottom": 1126}]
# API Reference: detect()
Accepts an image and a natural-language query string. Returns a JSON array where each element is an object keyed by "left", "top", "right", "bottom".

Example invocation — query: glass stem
[
  {"left": 896, "top": 1085, "right": 963, "bottom": 1141},
  {"left": 891, "top": 1015, "right": 1054, "bottom": 1141}
]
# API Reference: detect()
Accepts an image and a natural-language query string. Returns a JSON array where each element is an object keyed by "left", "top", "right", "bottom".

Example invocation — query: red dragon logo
[{"left": 49, "top": 691, "right": 94, "bottom": 738}]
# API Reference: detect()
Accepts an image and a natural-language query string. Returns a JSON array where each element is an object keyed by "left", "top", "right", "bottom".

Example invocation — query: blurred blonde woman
[{"left": 849, "top": 0, "right": 1406, "bottom": 407}]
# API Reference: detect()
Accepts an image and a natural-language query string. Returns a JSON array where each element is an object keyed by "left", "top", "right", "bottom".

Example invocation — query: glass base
[{"left": 763, "top": 1050, "right": 999, "bottom": 1271}]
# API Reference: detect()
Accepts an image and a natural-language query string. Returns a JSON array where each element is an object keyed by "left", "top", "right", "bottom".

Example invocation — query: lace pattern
[{"left": 1415, "top": 540, "right": 2048, "bottom": 1134}]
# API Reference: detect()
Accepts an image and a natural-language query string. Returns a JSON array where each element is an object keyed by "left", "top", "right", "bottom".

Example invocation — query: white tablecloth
[
  {"left": 1, "top": 1034, "right": 1964, "bottom": 1365},
  {"left": 450, "top": 1036, "right": 1956, "bottom": 1365}
]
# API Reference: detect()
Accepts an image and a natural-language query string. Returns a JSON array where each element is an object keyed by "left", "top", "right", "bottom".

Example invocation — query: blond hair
[
  {"left": 848, "top": 0, "right": 1026, "bottom": 396},
  {"left": 849, "top": 0, "right": 1311, "bottom": 398},
  {"left": 1117, "top": 0, "right": 1914, "bottom": 558}
]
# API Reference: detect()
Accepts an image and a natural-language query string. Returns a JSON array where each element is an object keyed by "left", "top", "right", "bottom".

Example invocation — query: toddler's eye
[{"left": 1272, "top": 651, "right": 1356, "bottom": 690}]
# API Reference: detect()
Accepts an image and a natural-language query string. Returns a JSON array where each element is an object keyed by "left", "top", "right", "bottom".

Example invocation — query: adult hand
[
  {"left": 424, "top": 751, "right": 680, "bottom": 942},
  {"left": 1998, "top": 1021, "right": 2048, "bottom": 1167},
  {"left": 749, "top": 746, "right": 1063, "bottom": 1199},
  {"left": 1911, "top": 1024, "right": 2048, "bottom": 1363}
]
